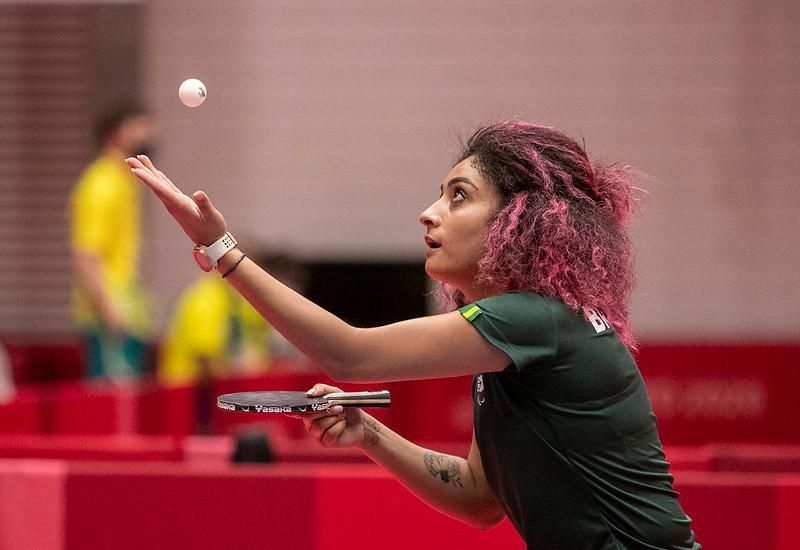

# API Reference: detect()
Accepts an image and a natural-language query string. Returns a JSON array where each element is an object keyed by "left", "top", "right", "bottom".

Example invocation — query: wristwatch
[{"left": 192, "top": 232, "right": 237, "bottom": 272}]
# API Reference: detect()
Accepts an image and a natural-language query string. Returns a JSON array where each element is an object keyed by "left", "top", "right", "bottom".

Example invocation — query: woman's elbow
[
  {"left": 464, "top": 503, "right": 506, "bottom": 530},
  {"left": 316, "top": 328, "right": 382, "bottom": 383},
  {"left": 319, "top": 359, "right": 380, "bottom": 383},
  {"left": 473, "top": 512, "right": 506, "bottom": 531}
]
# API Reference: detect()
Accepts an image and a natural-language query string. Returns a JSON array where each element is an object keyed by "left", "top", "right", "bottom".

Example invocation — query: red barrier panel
[
  {"left": 46, "top": 382, "right": 139, "bottom": 435},
  {"left": 663, "top": 446, "right": 715, "bottom": 471},
  {"left": 675, "top": 471, "right": 778, "bottom": 549},
  {"left": 62, "top": 462, "right": 523, "bottom": 550},
  {"left": 64, "top": 463, "right": 318, "bottom": 550},
  {"left": 385, "top": 376, "right": 474, "bottom": 443},
  {"left": 0, "top": 386, "right": 46, "bottom": 433},
  {"left": 0, "top": 460, "right": 66, "bottom": 550},
  {"left": 1, "top": 459, "right": 800, "bottom": 549},
  {"left": 707, "top": 443, "right": 800, "bottom": 473},
  {"left": 775, "top": 476, "right": 800, "bottom": 550},
  {"left": 0, "top": 434, "right": 183, "bottom": 462},
  {"left": 0, "top": 432, "right": 477, "bottom": 468},
  {"left": 138, "top": 384, "right": 198, "bottom": 437},
  {"left": 638, "top": 344, "right": 800, "bottom": 444},
  {"left": 2, "top": 344, "right": 799, "bottom": 446},
  {"left": 313, "top": 466, "right": 522, "bottom": 549}
]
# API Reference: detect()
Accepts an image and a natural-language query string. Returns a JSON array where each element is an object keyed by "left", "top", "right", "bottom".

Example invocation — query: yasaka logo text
[{"left": 255, "top": 405, "right": 294, "bottom": 413}]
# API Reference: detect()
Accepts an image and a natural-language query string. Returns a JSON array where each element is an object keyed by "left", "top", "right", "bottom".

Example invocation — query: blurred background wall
[
  {"left": 0, "top": 2, "right": 144, "bottom": 334},
  {"left": 0, "top": 0, "right": 797, "bottom": 340}
]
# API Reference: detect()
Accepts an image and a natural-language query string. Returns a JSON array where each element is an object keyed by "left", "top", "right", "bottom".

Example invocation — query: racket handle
[{"left": 325, "top": 390, "right": 391, "bottom": 408}]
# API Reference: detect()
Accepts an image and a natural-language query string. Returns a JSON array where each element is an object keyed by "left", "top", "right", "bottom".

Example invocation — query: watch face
[{"left": 192, "top": 247, "right": 214, "bottom": 272}]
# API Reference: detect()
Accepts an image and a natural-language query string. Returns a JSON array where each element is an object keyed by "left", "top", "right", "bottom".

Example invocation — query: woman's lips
[{"left": 424, "top": 236, "right": 441, "bottom": 249}]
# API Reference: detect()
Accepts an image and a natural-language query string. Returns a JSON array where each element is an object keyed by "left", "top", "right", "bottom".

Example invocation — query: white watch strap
[{"left": 203, "top": 232, "right": 238, "bottom": 264}]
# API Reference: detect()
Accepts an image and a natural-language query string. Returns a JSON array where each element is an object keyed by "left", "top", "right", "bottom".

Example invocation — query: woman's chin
[
  {"left": 423, "top": 261, "right": 444, "bottom": 282},
  {"left": 424, "top": 264, "right": 458, "bottom": 288}
]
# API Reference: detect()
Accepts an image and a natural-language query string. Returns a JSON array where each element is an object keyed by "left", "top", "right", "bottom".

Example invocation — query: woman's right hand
[
  {"left": 126, "top": 155, "right": 228, "bottom": 246},
  {"left": 301, "top": 384, "right": 368, "bottom": 449}
]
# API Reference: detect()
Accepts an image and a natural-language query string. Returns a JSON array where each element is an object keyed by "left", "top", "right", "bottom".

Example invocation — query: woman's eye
[{"left": 452, "top": 188, "right": 466, "bottom": 202}]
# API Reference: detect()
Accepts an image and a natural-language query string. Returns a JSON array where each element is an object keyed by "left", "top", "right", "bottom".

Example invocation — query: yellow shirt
[
  {"left": 70, "top": 153, "right": 149, "bottom": 336},
  {"left": 159, "top": 275, "right": 272, "bottom": 387}
]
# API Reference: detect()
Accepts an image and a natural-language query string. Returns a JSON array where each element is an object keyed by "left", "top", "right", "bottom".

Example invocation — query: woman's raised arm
[{"left": 127, "top": 155, "right": 509, "bottom": 382}]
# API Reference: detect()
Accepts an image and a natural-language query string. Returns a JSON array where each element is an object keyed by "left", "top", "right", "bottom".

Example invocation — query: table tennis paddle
[{"left": 217, "top": 390, "right": 391, "bottom": 414}]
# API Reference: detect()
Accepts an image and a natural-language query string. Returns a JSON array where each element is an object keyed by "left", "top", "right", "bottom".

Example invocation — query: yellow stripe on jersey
[{"left": 459, "top": 304, "right": 482, "bottom": 322}]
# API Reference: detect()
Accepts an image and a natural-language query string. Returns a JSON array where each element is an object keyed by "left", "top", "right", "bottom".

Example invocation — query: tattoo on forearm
[
  {"left": 423, "top": 451, "right": 464, "bottom": 487},
  {"left": 363, "top": 417, "right": 380, "bottom": 446}
]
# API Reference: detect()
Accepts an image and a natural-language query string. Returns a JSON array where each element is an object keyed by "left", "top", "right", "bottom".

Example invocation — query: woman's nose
[{"left": 419, "top": 202, "right": 440, "bottom": 227}]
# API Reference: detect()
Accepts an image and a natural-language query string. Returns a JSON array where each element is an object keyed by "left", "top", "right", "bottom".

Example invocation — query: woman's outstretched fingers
[
  {"left": 136, "top": 154, "right": 160, "bottom": 176},
  {"left": 137, "top": 155, "right": 182, "bottom": 193},
  {"left": 126, "top": 157, "right": 172, "bottom": 199}
]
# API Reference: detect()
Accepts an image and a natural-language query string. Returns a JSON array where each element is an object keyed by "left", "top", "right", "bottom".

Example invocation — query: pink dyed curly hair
[{"left": 440, "top": 120, "right": 639, "bottom": 349}]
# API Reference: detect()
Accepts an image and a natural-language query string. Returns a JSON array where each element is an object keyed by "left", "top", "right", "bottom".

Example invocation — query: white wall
[{"left": 144, "top": 1, "right": 800, "bottom": 340}]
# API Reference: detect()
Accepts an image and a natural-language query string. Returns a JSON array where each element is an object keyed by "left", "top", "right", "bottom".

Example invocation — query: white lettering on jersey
[
  {"left": 584, "top": 308, "right": 611, "bottom": 333},
  {"left": 475, "top": 375, "right": 485, "bottom": 406}
]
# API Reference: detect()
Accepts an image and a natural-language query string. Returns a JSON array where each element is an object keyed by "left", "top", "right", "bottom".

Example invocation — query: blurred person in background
[
  {"left": 159, "top": 249, "right": 309, "bottom": 433},
  {"left": 159, "top": 249, "right": 309, "bottom": 388},
  {"left": 128, "top": 121, "right": 699, "bottom": 549},
  {"left": 70, "top": 103, "right": 155, "bottom": 380}
]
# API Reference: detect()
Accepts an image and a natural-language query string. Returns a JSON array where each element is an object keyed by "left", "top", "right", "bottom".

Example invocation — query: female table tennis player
[{"left": 128, "top": 121, "right": 699, "bottom": 549}]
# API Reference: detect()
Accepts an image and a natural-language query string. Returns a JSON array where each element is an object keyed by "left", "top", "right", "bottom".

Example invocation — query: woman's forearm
[
  {"left": 219, "top": 250, "right": 363, "bottom": 376},
  {"left": 356, "top": 415, "right": 504, "bottom": 529}
]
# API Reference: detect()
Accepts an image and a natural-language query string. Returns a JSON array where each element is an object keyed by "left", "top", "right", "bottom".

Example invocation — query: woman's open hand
[{"left": 126, "top": 155, "right": 227, "bottom": 246}]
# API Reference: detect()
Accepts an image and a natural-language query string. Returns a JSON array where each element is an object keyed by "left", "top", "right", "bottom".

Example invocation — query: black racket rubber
[{"left": 217, "top": 390, "right": 391, "bottom": 414}]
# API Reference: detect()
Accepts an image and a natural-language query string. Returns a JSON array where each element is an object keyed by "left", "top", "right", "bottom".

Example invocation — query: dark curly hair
[{"left": 440, "top": 120, "right": 639, "bottom": 349}]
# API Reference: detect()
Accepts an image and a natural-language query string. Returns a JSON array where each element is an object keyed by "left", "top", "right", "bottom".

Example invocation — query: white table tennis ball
[{"left": 178, "top": 78, "right": 207, "bottom": 107}]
